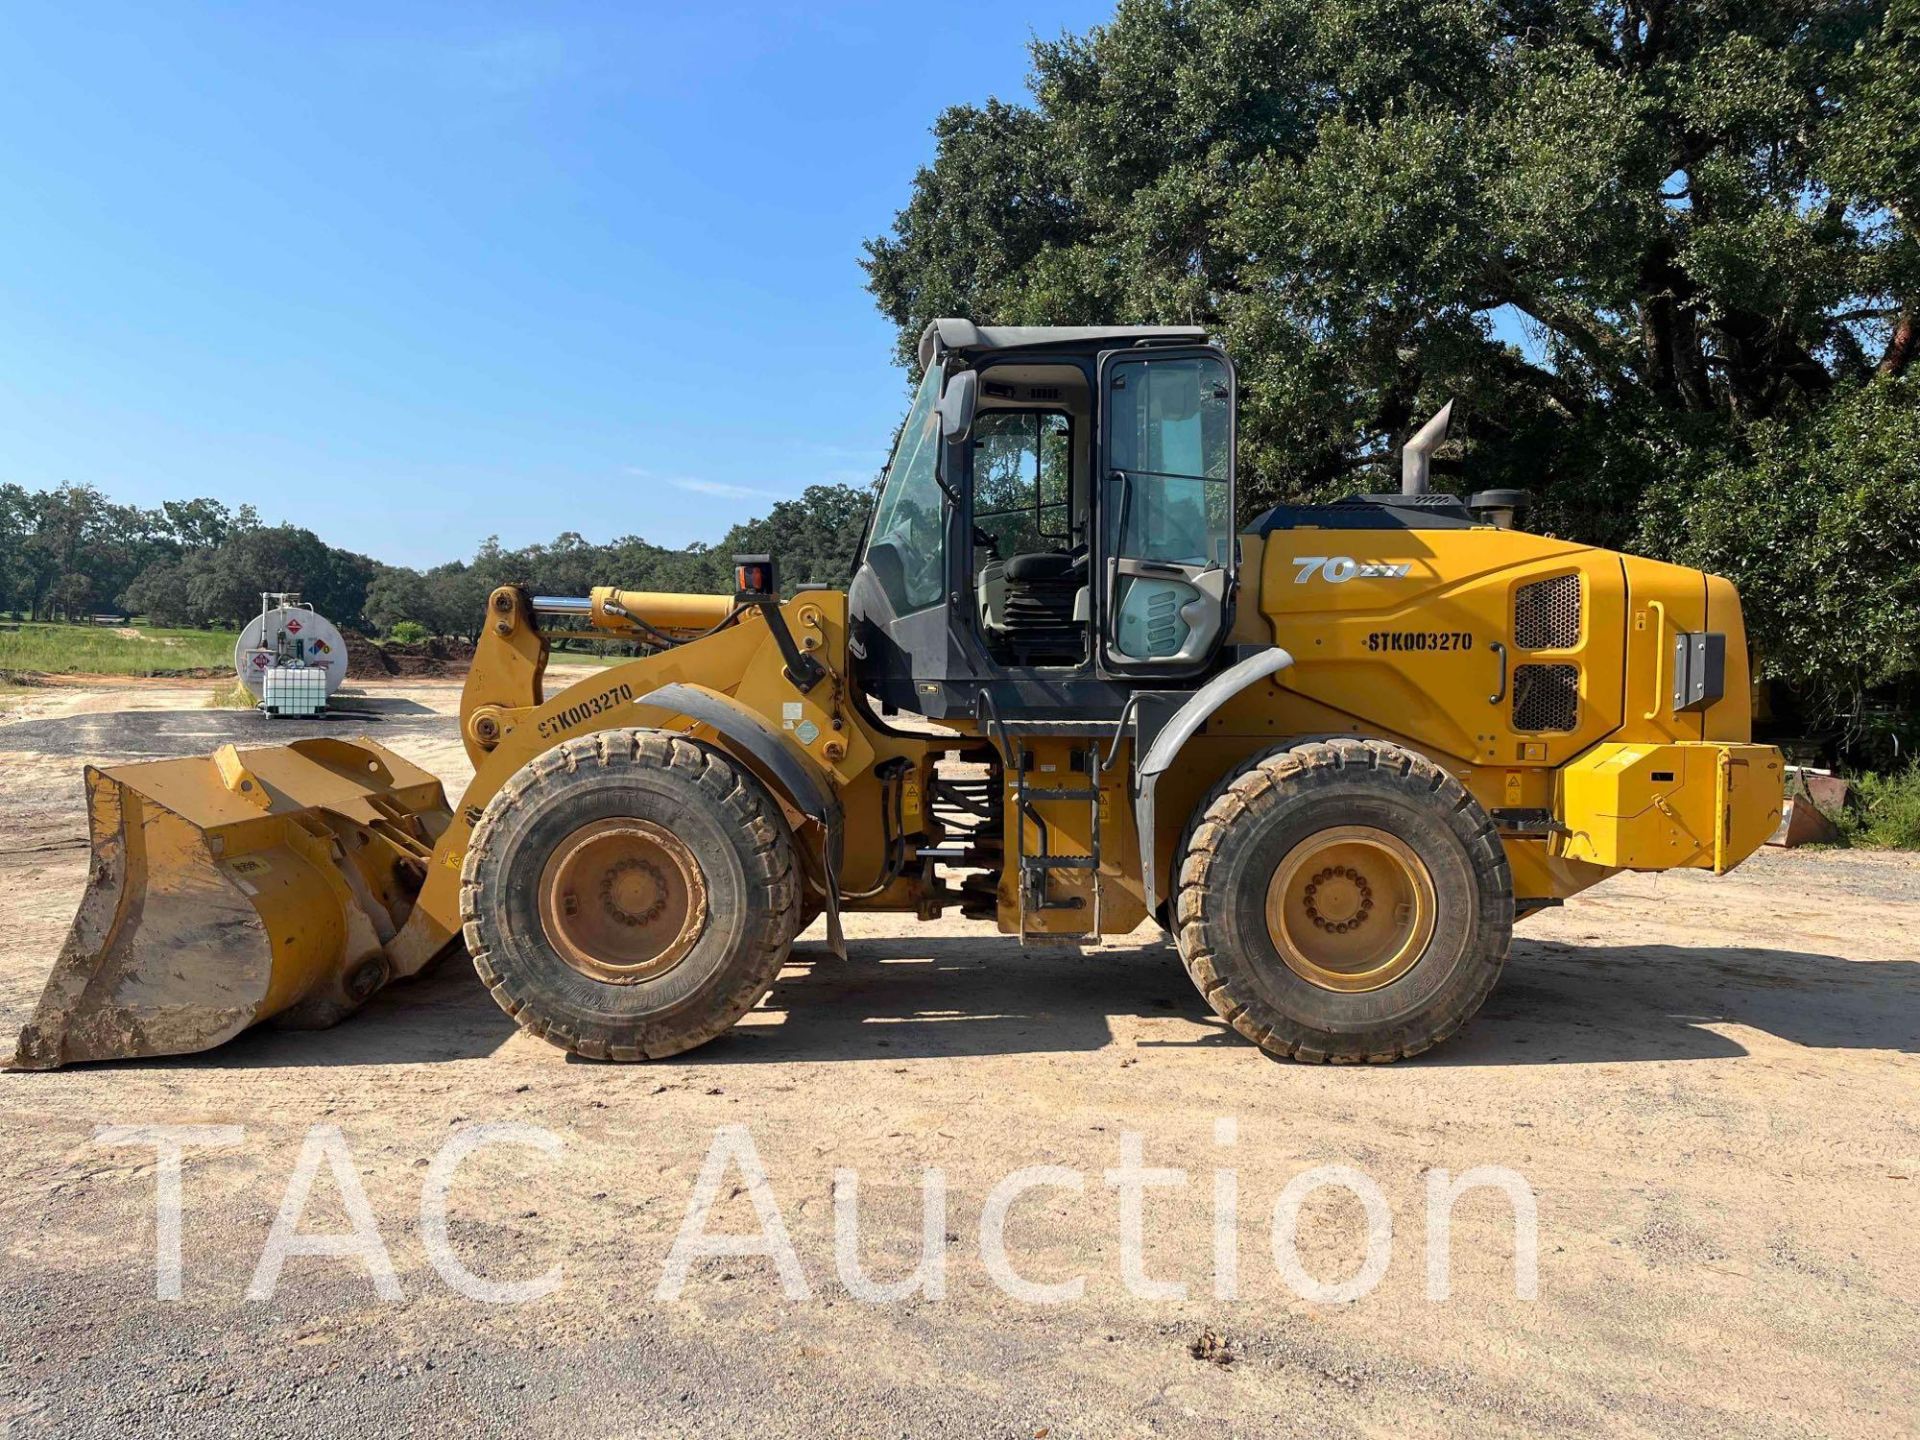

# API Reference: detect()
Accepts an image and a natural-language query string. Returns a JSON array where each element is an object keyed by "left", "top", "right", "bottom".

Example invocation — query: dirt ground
[{"left": 0, "top": 675, "right": 1914, "bottom": 1438}]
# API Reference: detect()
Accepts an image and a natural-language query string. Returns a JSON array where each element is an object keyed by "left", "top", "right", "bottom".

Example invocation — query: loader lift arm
[{"left": 11, "top": 581, "right": 936, "bottom": 1068}]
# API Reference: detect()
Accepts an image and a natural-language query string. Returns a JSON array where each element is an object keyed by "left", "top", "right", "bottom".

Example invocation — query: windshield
[{"left": 862, "top": 364, "right": 947, "bottom": 614}]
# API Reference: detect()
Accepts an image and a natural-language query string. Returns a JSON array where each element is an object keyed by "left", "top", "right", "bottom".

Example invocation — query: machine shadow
[
  {"left": 90, "top": 933, "right": 1917, "bottom": 1073},
  {"left": 679, "top": 937, "right": 1209, "bottom": 1064},
  {"left": 1433, "top": 939, "right": 1920, "bottom": 1066},
  {"left": 710, "top": 934, "right": 1920, "bottom": 1068},
  {"left": 118, "top": 959, "right": 522, "bottom": 1071}
]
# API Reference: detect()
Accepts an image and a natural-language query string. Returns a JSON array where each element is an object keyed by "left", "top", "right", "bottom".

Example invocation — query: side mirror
[{"left": 938, "top": 370, "right": 977, "bottom": 441}]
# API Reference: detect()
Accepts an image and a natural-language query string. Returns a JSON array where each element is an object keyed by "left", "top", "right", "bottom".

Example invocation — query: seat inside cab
[{"left": 971, "top": 364, "right": 1090, "bottom": 666}]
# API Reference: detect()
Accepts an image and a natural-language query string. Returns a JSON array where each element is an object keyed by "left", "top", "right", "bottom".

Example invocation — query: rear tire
[
  {"left": 1174, "top": 738, "right": 1511, "bottom": 1062},
  {"left": 461, "top": 730, "right": 799, "bottom": 1060}
]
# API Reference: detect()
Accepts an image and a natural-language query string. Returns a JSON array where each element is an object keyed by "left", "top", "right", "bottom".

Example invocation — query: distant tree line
[
  {"left": 0, "top": 484, "right": 378, "bottom": 629},
  {"left": 0, "top": 480, "right": 876, "bottom": 637}
]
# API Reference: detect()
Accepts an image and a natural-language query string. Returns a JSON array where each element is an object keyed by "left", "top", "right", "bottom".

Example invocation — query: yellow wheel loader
[{"left": 10, "top": 321, "right": 1785, "bottom": 1070}]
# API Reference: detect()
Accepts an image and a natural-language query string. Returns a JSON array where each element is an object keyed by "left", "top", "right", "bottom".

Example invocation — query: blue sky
[{"left": 0, "top": 2, "right": 1113, "bottom": 567}]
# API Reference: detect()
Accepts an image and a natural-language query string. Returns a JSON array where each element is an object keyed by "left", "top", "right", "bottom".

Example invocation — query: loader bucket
[{"left": 10, "top": 738, "right": 452, "bottom": 1070}]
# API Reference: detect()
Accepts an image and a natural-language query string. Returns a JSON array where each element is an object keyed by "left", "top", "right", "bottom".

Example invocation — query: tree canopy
[{"left": 864, "top": 0, "right": 1919, "bottom": 734}]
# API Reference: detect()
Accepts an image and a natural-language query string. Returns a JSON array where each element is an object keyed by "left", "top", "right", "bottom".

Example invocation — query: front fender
[
  {"left": 631, "top": 681, "right": 847, "bottom": 957},
  {"left": 389, "top": 665, "right": 849, "bottom": 976}
]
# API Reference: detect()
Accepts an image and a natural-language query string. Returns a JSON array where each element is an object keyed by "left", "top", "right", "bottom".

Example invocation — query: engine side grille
[
  {"left": 1512, "top": 663, "right": 1580, "bottom": 732},
  {"left": 1515, "top": 573, "right": 1581, "bottom": 650}
]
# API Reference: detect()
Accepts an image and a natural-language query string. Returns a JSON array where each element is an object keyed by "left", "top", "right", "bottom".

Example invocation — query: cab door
[{"left": 1096, "top": 347, "right": 1237, "bottom": 676}]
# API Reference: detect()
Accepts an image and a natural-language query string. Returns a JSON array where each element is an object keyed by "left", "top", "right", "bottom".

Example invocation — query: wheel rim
[
  {"left": 1263, "top": 825, "right": 1436, "bottom": 993},
  {"left": 537, "top": 818, "right": 707, "bottom": 983}
]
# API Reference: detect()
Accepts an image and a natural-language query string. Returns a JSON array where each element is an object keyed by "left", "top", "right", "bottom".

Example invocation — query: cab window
[
  {"left": 972, "top": 410, "right": 1071, "bottom": 561},
  {"left": 1106, "top": 356, "right": 1233, "bottom": 570}
]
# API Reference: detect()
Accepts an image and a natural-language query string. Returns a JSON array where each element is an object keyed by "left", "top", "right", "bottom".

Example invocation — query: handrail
[{"left": 1643, "top": 601, "right": 1668, "bottom": 721}]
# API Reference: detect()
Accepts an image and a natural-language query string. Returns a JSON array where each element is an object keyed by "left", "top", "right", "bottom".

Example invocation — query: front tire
[
  {"left": 1175, "top": 738, "right": 1511, "bottom": 1062},
  {"left": 461, "top": 730, "right": 799, "bottom": 1060}
]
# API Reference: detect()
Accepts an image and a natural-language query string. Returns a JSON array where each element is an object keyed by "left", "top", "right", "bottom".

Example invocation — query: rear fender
[{"left": 1135, "top": 647, "right": 1296, "bottom": 916}]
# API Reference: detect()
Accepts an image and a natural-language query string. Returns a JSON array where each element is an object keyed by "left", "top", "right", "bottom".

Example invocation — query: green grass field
[
  {"left": 546, "top": 643, "right": 632, "bottom": 668},
  {"left": 0, "top": 621, "right": 237, "bottom": 677}
]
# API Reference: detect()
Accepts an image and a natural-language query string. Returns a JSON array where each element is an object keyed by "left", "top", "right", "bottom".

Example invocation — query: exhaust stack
[{"left": 1401, "top": 400, "right": 1454, "bottom": 496}]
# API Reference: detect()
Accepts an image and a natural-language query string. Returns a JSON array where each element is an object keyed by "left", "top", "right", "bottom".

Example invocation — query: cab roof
[{"left": 916, "top": 318, "right": 1211, "bottom": 370}]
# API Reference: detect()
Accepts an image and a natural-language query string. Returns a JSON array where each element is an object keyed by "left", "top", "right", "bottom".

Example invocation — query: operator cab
[{"left": 849, "top": 320, "right": 1238, "bottom": 721}]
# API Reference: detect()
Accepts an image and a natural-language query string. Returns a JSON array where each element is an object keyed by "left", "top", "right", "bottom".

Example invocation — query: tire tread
[
  {"left": 461, "top": 730, "right": 798, "bottom": 1061},
  {"left": 1174, "top": 737, "right": 1511, "bottom": 1064}
]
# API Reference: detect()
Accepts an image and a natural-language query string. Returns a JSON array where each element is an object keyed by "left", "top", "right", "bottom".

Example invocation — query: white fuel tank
[{"left": 234, "top": 605, "right": 349, "bottom": 698}]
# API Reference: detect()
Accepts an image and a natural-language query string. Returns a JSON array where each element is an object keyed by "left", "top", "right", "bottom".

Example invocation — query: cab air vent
[
  {"left": 1143, "top": 587, "right": 1181, "bottom": 654},
  {"left": 1514, "top": 573, "right": 1581, "bottom": 650}
]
